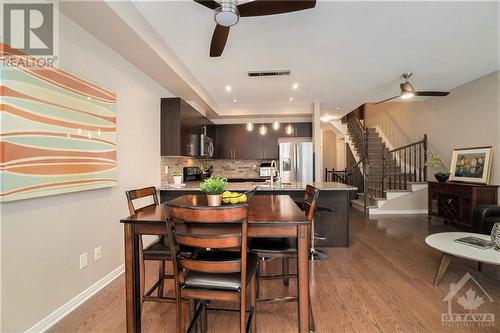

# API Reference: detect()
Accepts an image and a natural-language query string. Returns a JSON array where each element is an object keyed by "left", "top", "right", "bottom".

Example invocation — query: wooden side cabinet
[{"left": 428, "top": 181, "right": 498, "bottom": 228}]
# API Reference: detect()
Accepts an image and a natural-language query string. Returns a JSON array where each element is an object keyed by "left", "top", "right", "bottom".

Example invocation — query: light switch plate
[{"left": 80, "top": 252, "right": 88, "bottom": 269}]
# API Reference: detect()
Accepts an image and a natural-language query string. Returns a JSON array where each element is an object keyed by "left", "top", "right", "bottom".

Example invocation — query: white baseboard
[
  {"left": 369, "top": 209, "right": 428, "bottom": 215},
  {"left": 26, "top": 264, "right": 125, "bottom": 333}
]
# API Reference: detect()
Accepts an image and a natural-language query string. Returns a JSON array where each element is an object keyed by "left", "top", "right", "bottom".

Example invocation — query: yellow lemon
[
  {"left": 229, "top": 196, "right": 240, "bottom": 204},
  {"left": 238, "top": 194, "right": 247, "bottom": 203},
  {"left": 222, "top": 197, "right": 230, "bottom": 204},
  {"left": 222, "top": 191, "right": 232, "bottom": 198}
]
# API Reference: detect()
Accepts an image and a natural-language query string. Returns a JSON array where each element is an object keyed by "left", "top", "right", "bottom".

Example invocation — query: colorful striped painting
[{"left": 0, "top": 43, "right": 117, "bottom": 202}]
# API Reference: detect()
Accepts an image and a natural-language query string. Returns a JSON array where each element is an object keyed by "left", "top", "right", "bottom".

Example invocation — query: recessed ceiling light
[
  {"left": 335, "top": 107, "right": 341, "bottom": 112},
  {"left": 289, "top": 97, "right": 294, "bottom": 101},
  {"left": 233, "top": 99, "right": 237, "bottom": 103},
  {"left": 292, "top": 83, "right": 299, "bottom": 90},
  {"left": 225, "top": 85, "right": 232, "bottom": 92}
]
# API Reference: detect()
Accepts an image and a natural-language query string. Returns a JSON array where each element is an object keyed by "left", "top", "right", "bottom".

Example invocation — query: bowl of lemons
[{"left": 222, "top": 191, "right": 248, "bottom": 204}]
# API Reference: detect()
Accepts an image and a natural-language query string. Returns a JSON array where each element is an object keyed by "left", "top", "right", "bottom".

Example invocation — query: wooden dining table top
[{"left": 120, "top": 194, "right": 309, "bottom": 225}]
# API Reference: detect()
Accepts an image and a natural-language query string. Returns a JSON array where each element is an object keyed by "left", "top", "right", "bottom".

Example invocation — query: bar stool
[
  {"left": 249, "top": 185, "right": 318, "bottom": 331},
  {"left": 125, "top": 186, "right": 175, "bottom": 303}
]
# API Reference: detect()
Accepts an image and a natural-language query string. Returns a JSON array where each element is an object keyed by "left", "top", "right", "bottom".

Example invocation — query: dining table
[{"left": 120, "top": 194, "right": 311, "bottom": 333}]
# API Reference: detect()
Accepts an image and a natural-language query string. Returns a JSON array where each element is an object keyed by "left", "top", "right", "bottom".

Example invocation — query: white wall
[
  {"left": 322, "top": 130, "right": 337, "bottom": 171},
  {"left": 336, "top": 138, "right": 346, "bottom": 170},
  {"left": 365, "top": 70, "right": 500, "bottom": 188},
  {"left": 0, "top": 12, "right": 171, "bottom": 332}
]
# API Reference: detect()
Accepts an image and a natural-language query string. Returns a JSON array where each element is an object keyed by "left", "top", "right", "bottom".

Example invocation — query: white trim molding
[
  {"left": 368, "top": 209, "right": 428, "bottom": 215},
  {"left": 26, "top": 265, "right": 125, "bottom": 333}
]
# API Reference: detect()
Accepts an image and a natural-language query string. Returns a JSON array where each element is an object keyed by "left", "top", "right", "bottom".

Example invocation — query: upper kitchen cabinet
[
  {"left": 216, "top": 124, "right": 248, "bottom": 159},
  {"left": 279, "top": 122, "right": 312, "bottom": 137},
  {"left": 216, "top": 123, "right": 313, "bottom": 160},
  {"left": 160, "top": 98, "right": 214, "bottom": 157}
]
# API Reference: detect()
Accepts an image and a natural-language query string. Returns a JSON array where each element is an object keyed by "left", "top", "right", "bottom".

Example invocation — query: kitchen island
[{"left": 159, "top": 182, "right": 357, "bottom": 247}]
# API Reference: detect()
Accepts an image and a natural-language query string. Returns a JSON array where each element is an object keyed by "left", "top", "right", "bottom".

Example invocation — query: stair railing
[
  {"left": 345, "top": 113, "right": 368, "bottom": 159},
  {"left": 382, "top": 134, "right": 428, "bottom": 191}
]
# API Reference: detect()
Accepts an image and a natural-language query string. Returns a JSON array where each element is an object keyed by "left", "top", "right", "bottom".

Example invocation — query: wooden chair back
[
  {"left": 166, "top": 205, "right": 249, "bottom": 280},
  {"left": 126, "top": 186, "right": 158, "bottom": 215},
  {"left": 302, "top": 185, "right": 319, "bottom": 222}
]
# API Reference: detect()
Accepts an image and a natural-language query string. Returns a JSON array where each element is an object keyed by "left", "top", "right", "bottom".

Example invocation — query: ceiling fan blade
[
  {"left": 415, "top": 91, "right": 450, "bottom": 97},
  {"left": 238, "top": 0, "right": 316, "bottom": 17},
  {"left": 374, "top": 96, "right": 399, "bottom": 104},
  {"left": 210, "top": 24, "right": 230, "bottom": 57},
  {"left": 194, "top": 0, "right": 220, "bottom": 10}
]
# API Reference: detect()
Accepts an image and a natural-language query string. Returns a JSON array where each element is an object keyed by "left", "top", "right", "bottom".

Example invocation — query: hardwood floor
[{"left": 50, "top": 210, "right": 500, "bottom": 332}]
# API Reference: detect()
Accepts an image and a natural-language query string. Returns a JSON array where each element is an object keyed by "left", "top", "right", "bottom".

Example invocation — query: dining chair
[
  {"left": 249, "top": 185, "right": 319, "bottom": 330},
  {"left": 125, "top": 186, "right": 174, "bottom": 303},
  {"left": 166, "top": 204, "right": 257, "bottom": 333}
]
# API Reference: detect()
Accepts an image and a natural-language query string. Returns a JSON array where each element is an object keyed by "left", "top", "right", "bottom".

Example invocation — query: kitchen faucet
[{"left": 270, "top": 160, "right": 277, "bottom": 188}]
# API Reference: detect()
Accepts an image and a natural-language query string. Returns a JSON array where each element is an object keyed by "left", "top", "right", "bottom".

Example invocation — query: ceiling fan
[
  {"left": 374, "top": 73, "right": 450, "bottom": 104},
  {"left": 194, "top": 0, "right": 316, "bottom": 57}
]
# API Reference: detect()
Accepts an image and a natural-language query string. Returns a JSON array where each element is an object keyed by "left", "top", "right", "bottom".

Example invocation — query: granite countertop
[{"left": 159, "top": 181, "right": 357, "bottom": 192}]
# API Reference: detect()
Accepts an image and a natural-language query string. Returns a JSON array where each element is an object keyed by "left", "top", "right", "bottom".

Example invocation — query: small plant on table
[{"left": 200, "top": 177, "right": 227, "bottom": 206}]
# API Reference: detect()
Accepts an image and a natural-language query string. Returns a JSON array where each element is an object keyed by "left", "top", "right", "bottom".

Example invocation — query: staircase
[{"left": 340, "top": 106, "right": 428, "bottom": 215}]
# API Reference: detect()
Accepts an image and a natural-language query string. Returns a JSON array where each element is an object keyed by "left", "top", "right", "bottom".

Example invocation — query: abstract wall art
[{"left": 1, "top": 43, "right": 117, "bottom": 202}]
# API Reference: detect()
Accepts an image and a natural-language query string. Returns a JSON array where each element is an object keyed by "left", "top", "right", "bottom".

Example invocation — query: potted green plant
[
  {"left": 171, "top": 168, "right": 183, "bottom": 186},
  {"left": 200, "top": 177, "right": 227, "bottom": 206},
  {"left": 426, "top": 152, "right": 450, "bottom": 183}
]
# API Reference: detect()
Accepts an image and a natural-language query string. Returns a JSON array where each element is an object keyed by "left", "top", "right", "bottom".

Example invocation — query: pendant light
[
  {"left": 259, "top": 123, "right": 267, "bottom": 135},
  {"left": 272, "top": 120, "right": 280, "bottom": 130},
  {"left": 246, "top": 109, "right": 253, "bottom": 131},
  {"left": 285, "top": 123, "right": 294, "bottom": 135}
]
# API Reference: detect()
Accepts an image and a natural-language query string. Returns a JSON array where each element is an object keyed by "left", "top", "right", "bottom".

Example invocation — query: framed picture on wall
[{"left": 449, "top": 146, "right": 493, "bottom": 184}]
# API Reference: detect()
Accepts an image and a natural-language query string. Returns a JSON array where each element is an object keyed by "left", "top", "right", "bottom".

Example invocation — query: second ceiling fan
[
  {"left": 374, "top": 73, "right": 450, "bottom": 104},
  {"left": 194, "top": 0, "right": 317, "bottom": 57}
]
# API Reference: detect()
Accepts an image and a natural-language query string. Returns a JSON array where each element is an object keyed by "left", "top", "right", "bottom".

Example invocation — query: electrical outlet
[
  {"left": 79, "top": 252, "right": 88, "bottom": 270},
  {"left": 164, "top": 166, "right": 169, "bottom": 174},
  {"left": 94, "top": 246, "right": 102, "bottom": 261}
]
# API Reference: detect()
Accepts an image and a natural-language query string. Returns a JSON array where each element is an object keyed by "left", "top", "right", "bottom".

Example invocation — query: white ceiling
[{"left": 132, "top": 1, "right": 499, "bottom": 118}]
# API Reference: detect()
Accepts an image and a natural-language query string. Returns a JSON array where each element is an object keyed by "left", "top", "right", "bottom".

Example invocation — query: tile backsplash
[{"left": 161, "top": 157, "right": 269, "bottom": 185}]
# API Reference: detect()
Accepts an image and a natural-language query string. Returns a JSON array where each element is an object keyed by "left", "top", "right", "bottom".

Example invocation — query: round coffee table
[{"left": 425, "top": 232, "right": 500, "bottom": 285}]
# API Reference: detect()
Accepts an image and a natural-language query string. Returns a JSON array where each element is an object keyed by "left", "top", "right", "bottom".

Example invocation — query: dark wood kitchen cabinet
[
  {"left": 216, "top": 123, "right": 313, "bottom": 160},
  {"left": 279, "top": 122, "right": 312, "bottom": 137},
  {"left": 216, "top": 124, "right": 248, "bottom": 159},
  {"left": 160, "top": 98, "right": 214, "bottom": 156}
]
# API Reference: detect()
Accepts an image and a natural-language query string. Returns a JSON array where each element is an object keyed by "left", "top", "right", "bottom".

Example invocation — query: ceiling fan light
[
  {"left": 400, "top": 81, "right": 415, "bottom": 99},
  {"left": 400, "top": 91, "right": 415, "bottom": 99},
  {"left": 214, "top": 2, "right": 239, "bottom": 27}
]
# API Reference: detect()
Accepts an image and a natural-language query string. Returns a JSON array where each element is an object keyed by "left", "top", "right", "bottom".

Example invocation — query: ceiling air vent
[{"left": 248, "top": 70, "right": 291, "bottom": 77}]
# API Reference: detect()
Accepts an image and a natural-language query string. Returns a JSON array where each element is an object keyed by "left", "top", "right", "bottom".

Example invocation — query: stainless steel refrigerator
[{"left": 279, "top": 140, "right": 313, "bottom": 184}]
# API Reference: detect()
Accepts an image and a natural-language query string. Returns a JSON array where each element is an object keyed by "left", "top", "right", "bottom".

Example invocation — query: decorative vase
[
  {"left": 173, "top": 176, "right": 182, "bottom": 186},
  {"left": 207, "top": 194, "right": 222, "bottom": 206},
  {"left": 491, "top": 222, "right": 500, "bottom": 251},
  {"left": 434, "top": 172, "right": 450, "bottom": 183}
]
